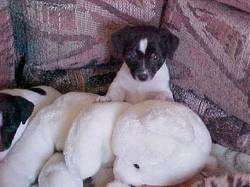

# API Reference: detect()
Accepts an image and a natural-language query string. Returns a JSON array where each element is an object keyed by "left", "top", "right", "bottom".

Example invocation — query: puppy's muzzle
[{"left": 136, "top": 72, "right": 149, "bottom": 81}]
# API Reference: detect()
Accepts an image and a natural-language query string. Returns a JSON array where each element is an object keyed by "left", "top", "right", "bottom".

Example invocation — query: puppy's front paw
[
  {"left": 154, "top": 93, "right": 173, "bottom": 102},
  {"left": 95, "top": 96, "right": 112, "bottom": 103}
]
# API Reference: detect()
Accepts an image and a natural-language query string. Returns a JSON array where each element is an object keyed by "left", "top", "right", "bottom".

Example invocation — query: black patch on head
[
  {"left": 111, "top": 25, "right": 179, "bottom": 81},
  {"left": 158, "top": 28, "right": 179, "bottom": 60},
  {"left": 0, "top": 93, "right": 34, "bottom": 151},
  {"left": 28, "top": 87, "right": 47, "bottom": 95}
]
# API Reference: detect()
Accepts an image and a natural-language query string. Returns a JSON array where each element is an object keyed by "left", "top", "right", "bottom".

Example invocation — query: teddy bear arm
[{"left": 64, "top": 120, "right": 105, "bottom": 180}]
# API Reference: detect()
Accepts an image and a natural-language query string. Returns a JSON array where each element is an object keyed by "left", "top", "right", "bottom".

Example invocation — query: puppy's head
[
  {"left": 111, "top": 25, "right": 179, "bottom": 81},
  {"left": 0, "top": 93, "right": 34, "bottom": 151}
]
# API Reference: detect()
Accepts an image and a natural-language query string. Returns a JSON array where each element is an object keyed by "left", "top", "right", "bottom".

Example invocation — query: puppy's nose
[{"left": 137, "top": 73, "right": 148, "bottom": 81}]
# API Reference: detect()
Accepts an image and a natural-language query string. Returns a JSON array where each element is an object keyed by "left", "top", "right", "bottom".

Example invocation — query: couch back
[
  {"left": 0, "top": 0, "right": 16, "bottom": 88},
  {"left": 10, "top": 0, "right": 164, "bottom": 93}
]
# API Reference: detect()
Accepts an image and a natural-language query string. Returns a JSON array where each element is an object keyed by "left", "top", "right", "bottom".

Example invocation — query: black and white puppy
[
  {"left": 0, "top": 86, "right": 61, "bottom": 160},
  {"left": 96, "top": 25, "right": 179, "bottom": 104}
]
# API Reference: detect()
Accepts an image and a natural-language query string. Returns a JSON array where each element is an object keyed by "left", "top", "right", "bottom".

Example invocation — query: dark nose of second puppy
[{"left": 136, "top": 72, "right": 148, "bottom": 81}]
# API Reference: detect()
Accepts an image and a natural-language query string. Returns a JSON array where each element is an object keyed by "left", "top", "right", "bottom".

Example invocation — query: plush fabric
[
  {"left": 0, "top": 92, "right": 97, "bottom": 187},
  {"left": 112, "top": 100, "right": 212, "bottom": 186},
  {"left": 0, "top": 86, "right": 61, "bottom": 160},
  {"left": 64, "top": 102, "right": 130, "bottom": 180},
  {"left": 38, "top": 153, "right": 82, "bottom": 187},
  {"left": 10, "top": 0, "right": 164, "bottom": 92},
  {"left": 163, "top": 0, "right": 250, "bottom": 125},
  {"left": 0, "top": 1, "right": 16, "bottom": 89}
]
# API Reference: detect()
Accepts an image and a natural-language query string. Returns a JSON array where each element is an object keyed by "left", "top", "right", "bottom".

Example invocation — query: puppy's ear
[
  {"left": 0, "top": 94, "right": 34, "bottom": 150},
  {"left": 159, "top": 28, "right": 179, "bottom": 60},
  {"left": 111, "top": 26, "right": 134, "bottom": 58}
]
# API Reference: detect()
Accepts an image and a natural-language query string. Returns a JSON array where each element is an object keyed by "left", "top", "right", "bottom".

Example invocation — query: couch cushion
[
  {"left": 216, "top": 0, "right": 250, "bottom": 13},
  {"left": 163, "top": 0, "right": 250, "bottom": 125},
  {"left": 172, "top": 85, "right": 250, "bottom": 154},
  {"left": 0, "top": 1, "right": 16, "bottom": 89}
]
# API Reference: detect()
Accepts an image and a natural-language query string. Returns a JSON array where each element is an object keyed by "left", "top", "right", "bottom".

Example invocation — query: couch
[{"left": 0, "top": 0, "right": 249, "bottom": 185}]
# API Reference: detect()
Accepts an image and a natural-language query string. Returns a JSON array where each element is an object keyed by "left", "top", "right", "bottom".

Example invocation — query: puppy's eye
[
  {"left": 133, "top": 163, "right": 140, "bottom": 169},
  {"left": 151, "top": 53, "right": 159, "bottom": 61}
]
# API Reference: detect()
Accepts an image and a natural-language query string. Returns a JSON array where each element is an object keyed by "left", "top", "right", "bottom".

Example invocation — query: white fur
[
  {"left": 112, "top": 100, "right": 212, "bottom": 186},
  {"left": 97, "top": 63, "right": 173, "bottom": 104},
  {"left": 0, "top": 86, "right": 61, "bottom": 160},
  {"left": 0, "top": 98, "right": 211, "bottom": 187},
  {"left": 0, "top": 92, "right": 97, "bottom": 187},
  {"left": 64, "top": 102, "right": 131, "bottom": 180},
  {"left": 38, "top": 153, "right": 82, "bottom": 187},
  {"left": 42, "top": 100, "right": 210, "bottom": 187},
  {"left": 139, "top": 38, "right": 148, "bottom": 54},
  {"left": 107, "top": 181, "right": 130, "bottom": 187}
]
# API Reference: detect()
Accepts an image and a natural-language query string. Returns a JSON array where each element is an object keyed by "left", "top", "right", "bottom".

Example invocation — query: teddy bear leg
[{"left": 38, "top": 153, "right": 83, "bottom": 187}]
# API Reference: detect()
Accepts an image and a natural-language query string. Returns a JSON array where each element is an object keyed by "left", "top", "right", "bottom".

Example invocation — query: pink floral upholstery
[
  {"left": 0, "top": 0, "right": 249, "bottom": 184},
  {"left": 0, "top": 1, "right": 16, "bottom": 88},
  {"left": 14, "top": 0, "right": 164, "bottom": 91},
  {"left": 163, "top": 0, "right": 250, "bottom": 125},
  {"left": 22, "top": 0, "right": 163, "bottom": 70}
]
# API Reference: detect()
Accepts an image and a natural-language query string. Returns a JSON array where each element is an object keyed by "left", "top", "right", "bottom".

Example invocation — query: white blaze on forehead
[{"left": 139, "top": 38, "right": 148, "bottom": 54}]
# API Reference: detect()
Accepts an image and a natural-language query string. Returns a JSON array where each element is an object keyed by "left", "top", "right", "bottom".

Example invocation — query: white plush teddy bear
[
  {"left": 0, "top": 98, "right": 211, "bottom": 187},
  {"left": 110, "top": 100, "right": 212, "bottom": 186},
  {"left": 38, "top": 153, "right": 83, "bottom": 187},
  {"left": 38, "top": 102, "right": 130, "bottom": 187},
  {"left": 0, "top": 92, "right": 97, "bottom": 187},
  {"left": 62, "top": 100, "right": 211, "bottom": 187},
  {"left": 64, "top": 102, "right": 131, "bottom": 181},
  {"left": 0, "top": 86, "right": 61, "bottom": 160}
]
